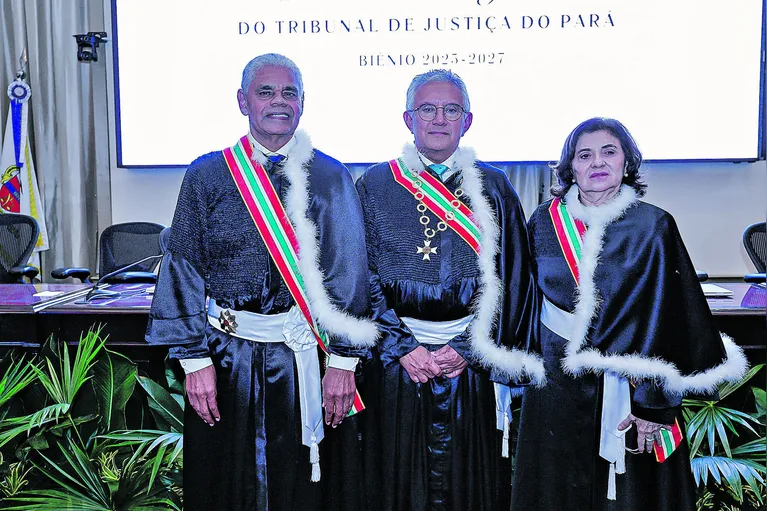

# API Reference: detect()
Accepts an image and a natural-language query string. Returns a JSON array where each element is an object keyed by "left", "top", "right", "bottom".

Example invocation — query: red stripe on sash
[{"left": 389, "top": 159, "right": 481, "bottom": 254}]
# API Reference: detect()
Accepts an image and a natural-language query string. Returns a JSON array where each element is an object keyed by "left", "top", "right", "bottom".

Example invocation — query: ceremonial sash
[
  {"left": 654, "top": 419, "right": 683, "bottom": 463},
  {"left": 223, "top": 136, "right": 364, "bottom": 415},
  {"left": 548, "top": 197, "right": 587, "bottom": 285},
  {"left": 389, "top": 158, "right": 481, "bottom": 253}
]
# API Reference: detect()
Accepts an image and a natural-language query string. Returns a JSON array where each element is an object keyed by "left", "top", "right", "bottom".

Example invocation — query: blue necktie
[
  {"left": 429, "top": 163, "right": 450, "bottom": 177},
  {"left": 429, "top": 164, "right": 449, "bottom": 178},
  {"left": 265, "top": 154, "right": 286, "bottom": 171}
]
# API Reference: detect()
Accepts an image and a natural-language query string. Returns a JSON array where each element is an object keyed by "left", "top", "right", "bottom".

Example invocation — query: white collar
[
  {"left": 248, "top": 132, "right": 297, "bottom": 158},
  {"left": 420, "top": 150, "right": 458, "bottom": 182}
]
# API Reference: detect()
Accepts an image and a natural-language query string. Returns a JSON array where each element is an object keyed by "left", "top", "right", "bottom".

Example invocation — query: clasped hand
[{"left": 399, "top": 345, "right": 468, "bottom": 383}]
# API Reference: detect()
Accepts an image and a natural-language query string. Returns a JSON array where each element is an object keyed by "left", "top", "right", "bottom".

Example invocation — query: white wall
[{"left": 642, "top": 161, "right": 766, "bottom": 276}]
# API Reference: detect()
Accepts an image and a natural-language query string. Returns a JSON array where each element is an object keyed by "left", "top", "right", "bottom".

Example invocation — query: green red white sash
[
  {"left": 389, "top": 158, "right": 481, "bottom": 254},
  {"left": 654, "top": 419, "right": 683, "bottom": 463},
  {"left": 548, "top": 197, "right": 587, "bottom": 285},
  {"left": 223, "top": 136, "right": 364, "bottom": 415}
]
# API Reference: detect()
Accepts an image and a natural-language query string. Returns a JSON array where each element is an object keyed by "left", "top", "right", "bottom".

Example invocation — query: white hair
[
  {"left": 405, "top": 69, "right": 471, "bottom": 112},
  {"left": 241, "top": 53, "right": 303, "bottom": 97}
]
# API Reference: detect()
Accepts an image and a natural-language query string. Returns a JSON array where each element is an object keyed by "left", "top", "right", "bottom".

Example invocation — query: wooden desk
[
  {"left": 0, "top": 280, "right": 763, "bottom": 366},
  {"left": 705, "top": 282, "right": 765, "bottom": 364},
  {"left": 706, "top": 282, "right": 766, "bottom": 317},
  {"left": 0, "top": 282, "right": 166, "bottom": 378}
]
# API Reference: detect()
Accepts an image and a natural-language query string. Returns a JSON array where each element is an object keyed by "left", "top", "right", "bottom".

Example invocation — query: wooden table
[
  {"left": 0, "top": 282, "right": 166, "bottom": 378},
  {"left": 0, "top": 280, "right": 763, "bottom": 368}
]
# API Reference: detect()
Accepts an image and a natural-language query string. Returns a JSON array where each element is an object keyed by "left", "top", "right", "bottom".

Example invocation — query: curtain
[{"left": 0, "top": 0, "right": 108, "bottom": 280}]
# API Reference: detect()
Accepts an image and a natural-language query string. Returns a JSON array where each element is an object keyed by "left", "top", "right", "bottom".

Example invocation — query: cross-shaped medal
[{"left": 417, "top": 240, "right": 437, "bottom": 261}]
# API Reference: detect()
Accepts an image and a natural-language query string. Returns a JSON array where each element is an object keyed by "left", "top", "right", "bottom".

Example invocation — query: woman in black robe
[{"left": 511, "top": 117, "right": 748, "bottom": 511}]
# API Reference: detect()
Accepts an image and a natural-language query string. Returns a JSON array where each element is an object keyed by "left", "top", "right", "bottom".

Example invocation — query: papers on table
[
  {"left": 33, "top": 291, "right": 64, "bottom": 297},
  {"left": 701, "top": 283, "right": 734, "bottom": 297}
]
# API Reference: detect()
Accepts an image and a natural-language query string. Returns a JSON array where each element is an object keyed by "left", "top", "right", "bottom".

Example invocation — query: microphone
[{"left": 83, "top": 254, "right": 164, "bottom": 302}]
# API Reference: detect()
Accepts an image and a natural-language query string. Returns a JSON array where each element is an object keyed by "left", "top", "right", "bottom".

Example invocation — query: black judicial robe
[
  {"left": 146, "top": 132, "right": 376, "bottom": 511},
  {"left": 355, "top": 150, "right": 536, "bottom": 511},
  {"left": 511, "top": 187, "right": 747, "bottom": 511}
]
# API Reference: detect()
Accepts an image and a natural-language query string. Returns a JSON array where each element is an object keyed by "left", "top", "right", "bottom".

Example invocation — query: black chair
[
  {"left": 743, "top": 222, "right": 766, "bottom": 273},
  {"left": 51, "top": 222, "right": 165, "bottom": 283},
  {"left": 159, "top": 226, "right": 171, "bottom": 254},
  {"left": 0, "top": 213, "right": 40, "bottom": 283},
  {"left": 742, "top": 222, "right": 766, "bottom": 284}
]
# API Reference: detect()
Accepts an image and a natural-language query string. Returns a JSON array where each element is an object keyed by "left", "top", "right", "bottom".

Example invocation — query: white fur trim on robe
[
  {"left": 560, "top": 185, "right": 747, "bottom": 394},
  {"left": 400, "top": 144, "right": 546, "bottom": 386},
  {"left": 249, "top": 130, "right": 379, "bottom": 347}
]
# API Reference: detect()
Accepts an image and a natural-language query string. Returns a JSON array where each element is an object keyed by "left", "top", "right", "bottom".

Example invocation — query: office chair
[
  {"left": 0, "top": 213, "right": 40, "bottom": 283},
  {"left": 51, "top": 222, "right": 165, "bottom": 283},
  {"left": 159, "top": 226, "right": 171, "bottom": 254},
  {"left": 743, "top": 222, "right": 766, "bottom": 284},
  {"left": 743, "top": 222, "right": 766, "bottom": 273}
]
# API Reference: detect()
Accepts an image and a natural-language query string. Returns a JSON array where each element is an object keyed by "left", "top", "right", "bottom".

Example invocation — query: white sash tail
[
  {"left": 401, "top": 315, "right": 513, "bottom": 457},
  {"left": 541, "top": 295, "right": 631, "bottom": 500},
  {"left": 207, "top": 300, "right": 324, "bottom": 479}
]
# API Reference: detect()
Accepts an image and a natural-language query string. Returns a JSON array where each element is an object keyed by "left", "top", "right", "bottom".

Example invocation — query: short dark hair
[{"left": 550, "top": 117, "right": 647, "bottom": 198}]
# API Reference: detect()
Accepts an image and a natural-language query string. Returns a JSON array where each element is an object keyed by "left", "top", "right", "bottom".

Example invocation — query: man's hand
[
  {"left": 400, "top": 346, "right": 442, "bottom": 383},
  {"left": 618, "top": 413, "right": 671, "bottom": 454},
  {"left": 186, "top": 365, "right": 220, "bottom": 426},
  {"left": 322, "top": 367, "right": 356, "bottom": 428},
  {"left": 432, "top": 345, "right": 469, "bottom": 378}
]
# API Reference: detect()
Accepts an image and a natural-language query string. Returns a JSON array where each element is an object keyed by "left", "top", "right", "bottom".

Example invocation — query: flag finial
[{"left": 16, "top": 48, "right": 27, "bottom": 80}]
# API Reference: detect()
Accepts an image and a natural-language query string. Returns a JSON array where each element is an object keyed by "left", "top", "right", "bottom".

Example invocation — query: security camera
[{"left": 73, "top": 32, "right": 108, "bottom": 62}]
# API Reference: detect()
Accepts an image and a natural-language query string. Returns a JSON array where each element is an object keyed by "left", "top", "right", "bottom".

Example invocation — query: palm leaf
[
  {"left": 2, "top": 489, "right": 111, "bottom": 510},
  {"left": 92, "top": 349, "right": 137, "bottom": 431},
  {"left": 718, "top": 363, "right": 765, "bottom": 400},
  {"left": 752, "top": 387, "right": 766, "bottom": 421},
  {"left": 730, "top": 438, "right": 767, "bottom": 459},
  {"left": 0, "top": 355, "right": 38, "bottom": 410},
  {"left": 136, "top": 376, "right": 184, "bottom": 432},
  {"left": 0, "top": 403, "right": 70, "bottom": 449},
  {"left": 100, "top": 429, "right": 183, "bottom": 466}
]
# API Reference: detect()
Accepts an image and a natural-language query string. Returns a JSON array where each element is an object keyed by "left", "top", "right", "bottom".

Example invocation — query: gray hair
[
  {"left": 240, "top": 53, "right": 304, "bottom": 97},
  {"left": 405, "top": 69, "right": 471, "bottom": 112}
]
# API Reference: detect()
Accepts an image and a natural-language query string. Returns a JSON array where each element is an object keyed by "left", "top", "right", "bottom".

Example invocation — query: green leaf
[
  {"left": 136, "top": 376, "right": 184, "bottom": 433},
  {"left": 692, "top": 457, "right": 766, "bottom": 504},
  {"left": 2, "top": 489, "right": 111, "bottom": 510},
  {"left": 752, "top": 387, "right": 766, "bottom": 421},
  {"left": 730, "top": 438, "right": 767, "bottom": 459},
  {"left": 718, "top": 363, "right": 765, "bottom": 400},
  {"left": 92, "top": 349, "right": 137, "bottom": 431},
  {"left": 0, "top": 354, "right": 38, "bottom": 410}
]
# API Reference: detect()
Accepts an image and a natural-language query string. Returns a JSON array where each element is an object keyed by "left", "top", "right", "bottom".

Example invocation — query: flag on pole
[{"left": 0, "top": 75, "right": 49, "bottom": 256}]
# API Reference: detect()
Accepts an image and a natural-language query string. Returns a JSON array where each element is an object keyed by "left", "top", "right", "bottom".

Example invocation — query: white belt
[
  {"left": 207, "top": 299, "right": 324, "bottom": 482},
  {"left": 541, "top": 296, "right": 630, "bottom": 501},
  {"left": 401, "top": 315, "right": 473, "bottom": 344},
  {"left": 402, "top": 315, "right": 512, "bottom": 457}
]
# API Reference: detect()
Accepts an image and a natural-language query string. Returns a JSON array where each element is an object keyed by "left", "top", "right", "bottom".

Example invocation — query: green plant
[
  {"left": 0, "top": 327, "right": 184, "bottom": 510},
  {"left": 684, "top": 363, "right": 766, "bottom": 511}
]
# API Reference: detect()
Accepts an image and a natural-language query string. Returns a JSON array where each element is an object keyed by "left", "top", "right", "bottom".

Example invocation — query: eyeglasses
[{"left": 410, "top": 103, "right": 466, "bottom": 122}]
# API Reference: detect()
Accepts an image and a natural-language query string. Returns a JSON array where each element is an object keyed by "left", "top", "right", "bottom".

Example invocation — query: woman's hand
[{"left": 617, "top": 413, "right": 672, "bottom": 454}]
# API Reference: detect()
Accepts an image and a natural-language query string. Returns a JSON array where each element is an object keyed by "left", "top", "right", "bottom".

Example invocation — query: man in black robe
[
  {"left": 146, "top": 53, "right": 378, "bottom": 511},
  {"left": 355, "top": 69, "right": 545, "bottom": 510}
]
